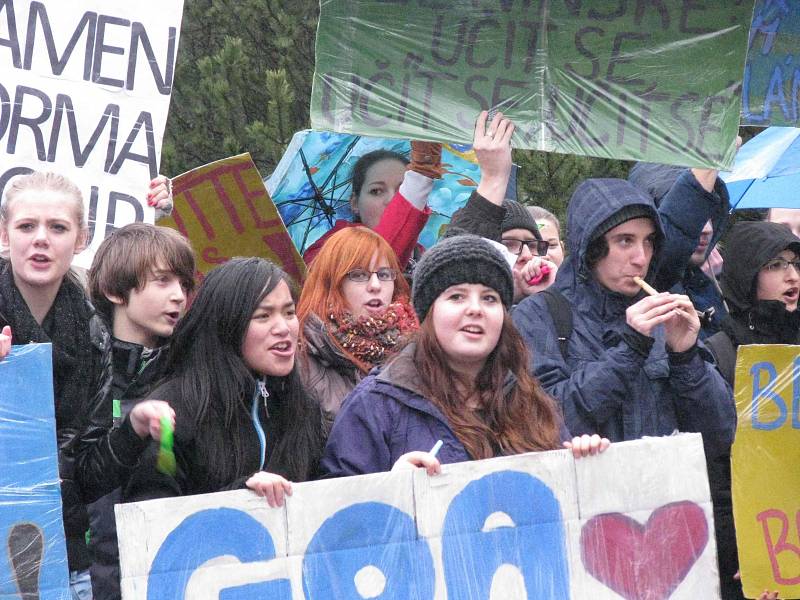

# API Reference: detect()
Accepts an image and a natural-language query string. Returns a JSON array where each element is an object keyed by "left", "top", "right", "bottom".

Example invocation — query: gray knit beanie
[
  {"left": 412, "top": 235, "right": 513, "bottom": 322},
  {"left": 590, "top": 204, "right": 654, "bottom": 242},
  {"left": 501, "top": 199, "right": 539, "bottom": 236}
]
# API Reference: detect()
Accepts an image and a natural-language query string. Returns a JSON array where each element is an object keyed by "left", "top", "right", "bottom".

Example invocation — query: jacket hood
[
  {"left": 628, "top": 162, "right": 730, "bottom": 260},
  {"left": 720, "top": 221, "right": 800, "bottom": 313},
  {"left": 557, "top": 178, "right": 663, "bottom": 292}
]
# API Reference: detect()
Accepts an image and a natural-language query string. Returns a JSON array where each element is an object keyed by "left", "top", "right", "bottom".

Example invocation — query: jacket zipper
[{"left": 251, "top": 378, "right": 268, "bottom": 471}]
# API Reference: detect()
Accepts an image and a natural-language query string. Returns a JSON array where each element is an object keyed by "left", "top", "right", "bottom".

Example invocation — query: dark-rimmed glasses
[
  {"left": 762, "top": 257, "right": 800, "bottom": 273},
  {"left": 345, "top": 267, "right": 397, "bottom": 283},
  {"left": 500, "top": 238, "right": 550, "bottom": 257}
]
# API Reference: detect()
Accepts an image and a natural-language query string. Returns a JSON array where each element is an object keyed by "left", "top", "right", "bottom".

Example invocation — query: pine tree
[{"left": 161, "top": 0, "right": 318, "bottom": 177}]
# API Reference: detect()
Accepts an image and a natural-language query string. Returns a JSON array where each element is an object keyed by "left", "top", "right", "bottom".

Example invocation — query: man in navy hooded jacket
[{"left": 513, "top": 174, "right": 735, "bottom": 452}]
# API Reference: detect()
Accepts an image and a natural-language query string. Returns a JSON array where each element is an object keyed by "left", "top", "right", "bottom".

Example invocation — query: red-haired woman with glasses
[{"left": 297, "top": 227, "right": 418, "bottom": 428}]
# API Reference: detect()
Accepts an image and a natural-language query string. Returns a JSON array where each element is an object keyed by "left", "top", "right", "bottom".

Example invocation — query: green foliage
[
  {"left": 513, "top": 149, "right": 632, "bottom": 231},
  {"left": 161, "top": 0, "right": 318, "bottom": 177}
]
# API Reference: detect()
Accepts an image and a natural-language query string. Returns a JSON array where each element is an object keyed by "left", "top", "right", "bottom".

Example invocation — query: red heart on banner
[{"left": 580, "top": 501, "right": 709, "bottom": 600}]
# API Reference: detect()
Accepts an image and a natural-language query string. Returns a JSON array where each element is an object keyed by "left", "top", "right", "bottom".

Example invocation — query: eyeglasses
[
  {"left": 762, "top": 257, "right": 800, "bottom": 273},
  {"left": 500, "top": 238, "right": 550, "bottom": 257},
  {"left": 345, "top": 267, "right": 397, "bottom": 283}
]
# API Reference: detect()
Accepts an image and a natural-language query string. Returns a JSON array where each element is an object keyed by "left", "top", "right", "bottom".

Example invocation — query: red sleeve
[
  {"left": 303, "top": 220, "right": 353, "bottom": 266},
  {"left": 372, "top": 191, "right": 431, "bottom": 268}
]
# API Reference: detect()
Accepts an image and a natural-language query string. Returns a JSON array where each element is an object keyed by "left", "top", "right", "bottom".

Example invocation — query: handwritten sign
[
  {"left": 732, "top": 344, "right": 800, "bottom": 598},
  {"left": 159, "top": 154, "right": 306, "bottom": 285},
  {"left": 0, "top": 0, "right": 183, "bottom": 267},
  {"left": 742, "top": 0, "right": 800, "bottom": 126},
  {"left": 311, "top": 1, "right": 751, "bottom": 169},
  {"left": 118, "top": 434, "right": 719, "bottom": 599},
  {"left": 0, "top": 343, "right": 69, "bottom": 600}
]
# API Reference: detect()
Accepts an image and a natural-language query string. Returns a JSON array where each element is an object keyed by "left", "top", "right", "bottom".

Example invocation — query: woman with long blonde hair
[{"left": 297, "top": 226, "right": 418, "bottom": 425}]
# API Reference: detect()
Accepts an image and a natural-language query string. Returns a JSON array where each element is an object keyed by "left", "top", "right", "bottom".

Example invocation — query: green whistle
[{"left": 156, "top": 416, "right": 176, "bottom": 476}]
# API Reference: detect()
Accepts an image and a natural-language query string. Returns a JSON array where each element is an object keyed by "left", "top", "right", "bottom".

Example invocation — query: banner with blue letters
[{"left": 117, "top": 434, "right": 719, "bottom": 599}]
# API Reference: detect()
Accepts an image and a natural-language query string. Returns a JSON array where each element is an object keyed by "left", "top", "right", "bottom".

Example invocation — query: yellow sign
[
  {"left": 732, "top": 344, "right": 800, "bottom": 598},
  {"left": 159, "top": 153, "right": 306, "bottom": 284}
]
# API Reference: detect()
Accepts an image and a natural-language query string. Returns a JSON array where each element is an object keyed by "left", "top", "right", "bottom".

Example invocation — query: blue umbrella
[
  {"left": 266, "top": 130, "right": 514, "bottom": 255},
  {"left": 720, "top": 126, "right": 800, "bottom": 209}
]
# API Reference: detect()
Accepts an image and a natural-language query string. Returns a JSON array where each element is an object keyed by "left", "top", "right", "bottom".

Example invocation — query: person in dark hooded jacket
[
  {"left": 708, "top": 221, "right": 800, "bottom": 381},
  {"left": 628, "top": 161, "right": 731, "bottom": 338},
  {"left": 703, "top": 220, "right": 800, "bottom": 600},
  {"left": 513, "top": 177, "right": 734, "bottom": 443}
]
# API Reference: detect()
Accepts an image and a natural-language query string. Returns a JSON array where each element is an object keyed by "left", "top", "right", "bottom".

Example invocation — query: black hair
[
  {"left": 585, "top": 236, "right": 609, "bottom": 270},
  {"left": 166, "top": 257, "right": 323, "bottom": 486},
  {"left": 350, "top": 149, "right": 409, "bottom": 198}
]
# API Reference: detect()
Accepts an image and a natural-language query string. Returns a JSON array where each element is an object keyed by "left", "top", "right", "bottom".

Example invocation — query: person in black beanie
[
  {"left": 321, "top": 234, "right": 609, "bottom": 478},
  {"left": 705, "top": 221, "right": 800, "bottom": 600},
  {"left": 448, "top": 112, "right": 556, "bottom": 301}
]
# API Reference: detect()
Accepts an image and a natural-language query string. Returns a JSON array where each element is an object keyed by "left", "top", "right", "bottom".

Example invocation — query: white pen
[{"left": 429, "top": 440, "right": 443, "bottom": 459}]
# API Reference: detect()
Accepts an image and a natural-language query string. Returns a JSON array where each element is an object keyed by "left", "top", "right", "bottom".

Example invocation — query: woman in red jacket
[{"left": 302, "top": 142, "right": 442, "bottom": 270}]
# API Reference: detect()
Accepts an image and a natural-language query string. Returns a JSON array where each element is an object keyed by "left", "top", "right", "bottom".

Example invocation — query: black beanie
[
  {"left": 501, "top": 200, "right": 540, "bottom": 237},
  {"left": 412, "top": 235, "right": 514, "bottom": 322},
  {"left": 590, "top": 204, "right": 655, "bottom": 242}
]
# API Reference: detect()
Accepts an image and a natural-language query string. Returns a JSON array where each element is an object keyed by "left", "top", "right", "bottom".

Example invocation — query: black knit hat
[
  {"left": 590, "top": 204, "right": 654, "bottom": 242},
  {"left": 412, "top": 235, "right": 513, "bottom": 322},
  {"left": 501, "top": 200, "right": 540, "bottom": 237}
]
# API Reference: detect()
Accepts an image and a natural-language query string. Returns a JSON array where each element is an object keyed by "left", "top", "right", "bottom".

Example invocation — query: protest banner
[
  {"left": 0, "top": 0, "right": 184, "bottom": 267},
  {"left": 310, "top": 1, "right": 751, "bottom": 170},
  {"left": 732, "top": 344, "right": 800, "bottom": 599},
  {"left": 0, "top": 343, "right": 69, "bottom": 600},
  {"left": 742, "top": 0, "right": 800, "bottom": 127},
  {"left": 118, "top": 434, "right": 719, "bottom": 599},
  {"left": 159, "top": 154, "right": 306, "bottom": 285}
]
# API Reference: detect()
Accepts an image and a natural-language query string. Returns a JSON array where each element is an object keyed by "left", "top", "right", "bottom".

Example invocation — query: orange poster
[{"left": 159, "top": 154, "right": 306, "bottom": 284}]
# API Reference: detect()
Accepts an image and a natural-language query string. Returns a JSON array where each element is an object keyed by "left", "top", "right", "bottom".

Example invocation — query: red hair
[{"left": 297, "top": 227, "right": 411, "bottom": 364}]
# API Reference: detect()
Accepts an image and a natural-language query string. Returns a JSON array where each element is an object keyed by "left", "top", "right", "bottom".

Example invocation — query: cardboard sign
[
  {"left": 0, "top": 343, "right": 69, "bottom": 600},
  {"left": 0, "top": 0, "right": 183, "bottom": 267},
  {"left": 118, "top": 434, "right": 719, "bottom": 599},
  {"left": 742, "top": 0, "right": 800, "bottom": 126},
  {"left": 310, "top": 1, "right": 751, "bottom": 169},
  {"left": 159, "top": 154, "right": 306, "bottom": 285},
  {"left": 732, "top": 344, "right": 800, "bottom": 598}
]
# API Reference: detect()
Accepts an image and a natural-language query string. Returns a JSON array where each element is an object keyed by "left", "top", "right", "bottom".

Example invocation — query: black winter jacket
[
  {"left": 122, "top": 377, "right": 323, "bottom": 502},
  {"left": 704, "top": 221, "right": 800, "bottom": 600},
  {"left": 88, "top": 340, "right": 170, "bottom": 600}
]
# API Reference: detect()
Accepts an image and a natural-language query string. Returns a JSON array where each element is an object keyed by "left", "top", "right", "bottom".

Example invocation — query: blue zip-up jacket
[
  {"left": 321, "top": 344, "right": 569, "bottom": 477},
  {"left": 512, "top": 177, "right": 735, "bottom": 451}
]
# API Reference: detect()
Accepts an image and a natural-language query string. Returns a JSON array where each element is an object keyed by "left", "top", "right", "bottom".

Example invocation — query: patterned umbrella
[{"left": 266, "top": 130, "right": 513, "bottom": 254}]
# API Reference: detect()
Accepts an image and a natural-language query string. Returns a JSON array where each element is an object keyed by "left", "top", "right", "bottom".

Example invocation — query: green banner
[{"left": 311, "top": 1, "right": 753, "bottom": 169}]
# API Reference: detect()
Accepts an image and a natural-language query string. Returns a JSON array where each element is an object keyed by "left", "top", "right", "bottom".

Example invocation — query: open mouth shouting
[
  {"left": 29, "top": 253, "right": 52, "bottom": 268},
  {"left": 460, "top": 324, "right": 485, "bottom": 338},
  {"left": 364, "top": 298, "right": 386, "bottom": 315},
  {"left": 269, "top": 340, "right": 294, "bottom": 358}
]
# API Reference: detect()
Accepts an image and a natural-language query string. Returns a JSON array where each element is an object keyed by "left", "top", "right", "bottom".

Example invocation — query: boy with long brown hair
[{"left": 86, "top": 223, "right": 195, "bottom": 600}]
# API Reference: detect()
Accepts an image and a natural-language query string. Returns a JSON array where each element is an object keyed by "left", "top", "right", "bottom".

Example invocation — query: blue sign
[
  {"left": 742, "top": 0, "right": 800, "bottom": 126},
  {"left": 0, "top": 344, "right": 70, "bottom": 600}
]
